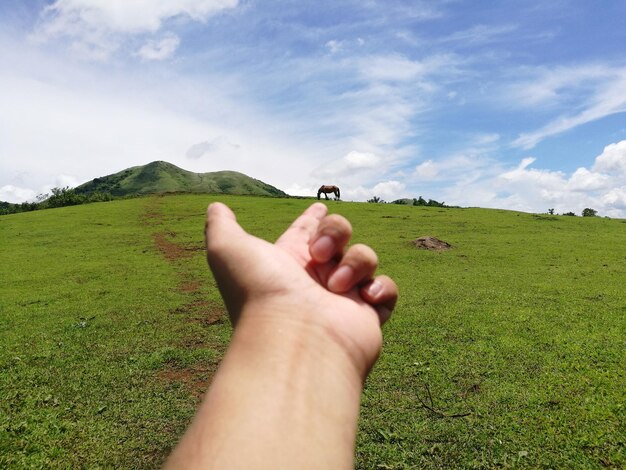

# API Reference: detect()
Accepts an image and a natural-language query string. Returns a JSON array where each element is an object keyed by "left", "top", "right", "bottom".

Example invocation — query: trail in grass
[{"left": 141, "top": 196, "right": 227, "bottom": 398}]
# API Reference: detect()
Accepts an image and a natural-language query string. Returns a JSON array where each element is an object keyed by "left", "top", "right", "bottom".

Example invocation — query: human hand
[{"left": 205, "top": 202, "right": 397, "bottom": 378}]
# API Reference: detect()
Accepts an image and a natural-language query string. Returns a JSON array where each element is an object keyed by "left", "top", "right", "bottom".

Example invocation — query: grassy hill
[
  {"left": 1, "top": 195, "right": 624, "bottom": 468},
  {"left": 74, "top": 160, "right": 287, "bottom": 197}
]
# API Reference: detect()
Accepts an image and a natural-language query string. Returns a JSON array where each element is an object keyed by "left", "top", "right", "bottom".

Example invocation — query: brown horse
[{"left": 317, "top": 185, "right": 340, "bottom": 200}]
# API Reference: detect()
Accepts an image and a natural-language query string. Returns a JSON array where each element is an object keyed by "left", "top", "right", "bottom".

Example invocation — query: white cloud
[
  {"left": 412, "top": 145, "right": 497, "bottom": 183},
  {"left": 316, "top": 150, "right": 387, "bottom": 183},
  {"left": 440, "top": 141, "right": 626, "bottom": 217},
  {"left": 592, "top": 140, "right": 626, "bottom": 175},
  {"left": 284, "top": 183, "right": 317, "bottom": 197},
  {"left": 567, "top": 168, "right": 610, "bottom": 192},
  {"left": 338, "top": 180, "right": 407, "bottom": 202},
  {"left": 0, "top": 185, "right": 37, "bottom": 203},
  {"left": 344, "top": 151, "right": 380, "bottom": 169},
  {"left": 440, "top": 24, "right": 517, "bottom": 45},
  {"left": 185, "top": 136, "right": 240, "bottom": 159},
  {"left": 325, "top": 40, "right": 342, "bottom": 54},
  {"left": 414, "top": 159, "right": 439, "bottom": 179},
  {"left": 34, "top": 0, "right": 238, "bottom": 60},
  {"left": 372, "top": 180, "right": 405, "bottom": 199},
  {"left": 510, "top": 66, "right": 626, "bottom": 149},
  {"left": 136, "top": 32, "right": 180, "bottom": 60},
  {"left": 602, "top": 187, "right": 626, "bottom": 210},
  {"left": 38, "top": 0, "right": 239, "bottom": 34},
  {"left": 358, "top": 53, "right": 459, "bottom": 83}
]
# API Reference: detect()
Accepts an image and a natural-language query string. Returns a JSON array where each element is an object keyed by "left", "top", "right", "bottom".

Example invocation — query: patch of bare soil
[
  {"left": 174, "top": 300, "right": 225, "bottom": 325},
  {"left": 153, "top": 232, "right": 194, "bottom": 261},
  {"left": 140, "top": 197, "right": 166, "bottom": 226},
  {"left": 179, "top": 280, "right": 202, "bottom": 293},
  {"left": 413, "top": 236, "right": 452, "bottom": 251},
  {"left": 158, "top": 366, "right": 216, "bottom": 398}
]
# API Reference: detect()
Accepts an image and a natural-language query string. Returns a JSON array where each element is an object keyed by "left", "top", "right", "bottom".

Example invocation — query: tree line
[
  {"left": 367, "top": 196, "right": 448, "bottom": 207},
  {"left": 0, "top": 187, "right": 113, "bottom": 215}
]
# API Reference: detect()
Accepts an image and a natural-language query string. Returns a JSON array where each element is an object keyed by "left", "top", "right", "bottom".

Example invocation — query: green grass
[{"left": 1, "top": 195, "right": 624, "bottom": 468}]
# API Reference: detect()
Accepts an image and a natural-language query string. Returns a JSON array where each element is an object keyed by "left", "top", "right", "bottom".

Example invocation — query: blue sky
[{"left": 1, "top": 0, "right": 626, "bottom": 216}]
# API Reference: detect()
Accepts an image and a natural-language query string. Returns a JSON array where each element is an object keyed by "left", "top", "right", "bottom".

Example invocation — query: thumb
[
  {"left": 205, "top": 202, "right": 247, "bottom": 259},
  {"left": 204, "top": 202, "right": 255, "bottom": 324}
]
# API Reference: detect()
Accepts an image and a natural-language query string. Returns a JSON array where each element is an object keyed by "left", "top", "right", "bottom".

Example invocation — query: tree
[
  {"left": 367, "top": 196, "right": 385, "bottom": 203},
  {"left": 44, "top": 187, "right": 86, "bottom": 208},
  {"left": 562, "top": 212, "right": 576, "bottom": 216},
  {"left": 548, "top": 208, "right": 555, "bottom": 215},
  {"left": 582, "top": 208, "right": 597, "bottom": 217}
]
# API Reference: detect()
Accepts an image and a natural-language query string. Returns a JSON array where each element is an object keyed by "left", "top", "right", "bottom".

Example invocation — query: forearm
[{"left": 166, "top": 309, "right": 365, "bottom": 469}]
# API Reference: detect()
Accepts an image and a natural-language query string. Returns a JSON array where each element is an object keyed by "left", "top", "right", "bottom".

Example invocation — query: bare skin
[{"left": 165, "top": 202, "right": 398, "bottom": 469}]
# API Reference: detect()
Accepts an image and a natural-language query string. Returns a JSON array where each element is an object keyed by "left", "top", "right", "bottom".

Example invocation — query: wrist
[{"left": 231, "top": 302, "right": 367, "bottom": 391}]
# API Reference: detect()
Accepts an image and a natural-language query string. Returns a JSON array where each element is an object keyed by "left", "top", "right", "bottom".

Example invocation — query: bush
[
  {"left": 367, "top": 196, "right": 385, "bottom": 203},
  {"left": 582, "top": 208, "right": 597, "bottom": 217},
  {"left": 44, "top": 187, "right": 86, "bottom": 208}
]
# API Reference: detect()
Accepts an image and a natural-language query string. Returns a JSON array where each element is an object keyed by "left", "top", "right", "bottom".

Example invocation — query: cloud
[
  {"left": 510, "top": 66, "right": 626, "bottom": 149},
  {"left": 34, "top": 0, "right": 239, "bottom": 59},
  {"left": 371, "top": 180, "right": 405, "bottom": 199},
  {"left": 344, "top": 151, "right": 380, "bottom": 169},
  {"left": 441, "top": 141, "right": 626, "bottom": 217},
  {"left": 358, "top": 53, "right": 460, "bottom": 83},
  {"left": 38, "top": 0, "right": 239, "bottom": 34},
  {"left": 440, "top": 24, "right": 518, "bottom": 46},
  {"left": 412, "top": 135, "right": 499, "bottom": 183},
  {"left": 602, "top": 187, "right": 626, "bottom": 210},
  {"left": 136, "top": 32, "right": 180, "bottom": 60},
  {"left": 592, "top": 140, "right": 626, "bottom": 175},
  {"left": 284, "top": 183, "right": 318, "bottom": 198},
  {"left": 316, "top": 151, "right": 384, "bottom": 181},
  {"left": 340, "top": 180, "right": 407, "bottom": 202},
  {"left": 0, "top": 185, "right": 37, "bottom": 203},
  {"left": 325, "top": 40, "right": 343, "bottom": 54},
  {"left": 185, "top": 136, "right": 240, "bottom": 159},
  {"left": 414, "top": 159, "right": 439, "bottom": 179},
  {"left": 567, "top": 168, "right": 611, "bottom": 192}
]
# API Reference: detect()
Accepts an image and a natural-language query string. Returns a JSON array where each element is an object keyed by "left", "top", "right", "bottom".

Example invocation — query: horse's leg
[{"left": 324, "top": 192, "right": 329, "bottom": 200}]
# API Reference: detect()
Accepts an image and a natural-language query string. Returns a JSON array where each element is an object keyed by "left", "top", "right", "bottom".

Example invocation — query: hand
[{"left": 205, "top": 202, "right": 398, "bottom": 378}]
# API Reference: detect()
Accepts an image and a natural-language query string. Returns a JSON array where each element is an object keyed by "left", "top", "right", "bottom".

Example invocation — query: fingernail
[
  {"left": 207, "top": 203, "right": 220, "bottom": 216},
  {"left": 328, "top": 265, "right": 354, "bottom": 292},
  {"left": 310, "top": 235, "right": 335, "bottom": 262},
  {"left": 365, "top": 280, "right": 383, "bottom": 298}
]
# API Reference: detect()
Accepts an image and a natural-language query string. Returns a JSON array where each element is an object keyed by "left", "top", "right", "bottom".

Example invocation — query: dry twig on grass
[{"left": 416, "top": 383, "right": 472, "bottom": 419}]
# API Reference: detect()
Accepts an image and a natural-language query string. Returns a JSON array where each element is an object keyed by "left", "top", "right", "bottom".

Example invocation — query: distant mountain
[{"left": 74, "top": 161, "right": 287, "bottom": 197}]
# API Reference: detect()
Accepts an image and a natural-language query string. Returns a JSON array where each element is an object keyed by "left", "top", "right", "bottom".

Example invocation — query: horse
[{"left": 317, "top": 185, "right": 340, "bottom": 200}]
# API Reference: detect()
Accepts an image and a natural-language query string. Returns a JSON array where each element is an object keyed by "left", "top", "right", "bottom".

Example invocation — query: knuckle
[
  {"left": 348, "top": 243, "right": 378, "bottom": 265},
  {"left": 321, "top": 214, "right": 352, "bottom": 236}
]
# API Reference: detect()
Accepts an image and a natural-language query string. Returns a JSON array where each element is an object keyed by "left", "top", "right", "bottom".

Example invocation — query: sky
[{"left": 1, "top": 0, "right": 626, "bottom": 217}]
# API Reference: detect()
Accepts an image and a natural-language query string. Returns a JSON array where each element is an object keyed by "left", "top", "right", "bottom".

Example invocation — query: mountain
[{"left": 74, "top": 161, "right": 287, "bottom": 197}]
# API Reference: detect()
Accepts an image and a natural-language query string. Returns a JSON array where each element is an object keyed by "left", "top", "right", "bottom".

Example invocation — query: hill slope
[
  {"left": 1, "top": 195, "right": 624, "bottom": 467},
  {"left": 74, "top": 161, "right": 287, "bottom": 197}
]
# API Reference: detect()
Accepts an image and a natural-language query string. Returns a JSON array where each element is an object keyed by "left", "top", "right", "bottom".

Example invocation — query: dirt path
[{"left": 142, "top": 197, "right": 226, "bottom": 397}]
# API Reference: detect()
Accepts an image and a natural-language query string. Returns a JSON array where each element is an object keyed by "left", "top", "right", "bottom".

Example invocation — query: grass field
[{"left": 1, "top": 194, "right": 624, "bottom": 468}]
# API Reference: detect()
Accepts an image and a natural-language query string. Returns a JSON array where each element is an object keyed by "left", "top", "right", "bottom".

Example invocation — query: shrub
[{"left": 582, "top": 208, "right": 597, "bottom": 217}]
